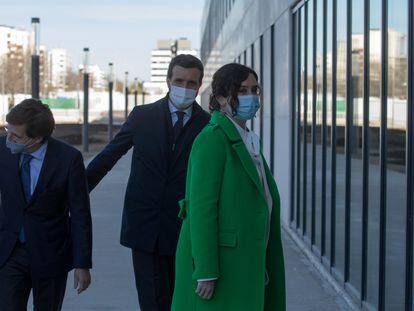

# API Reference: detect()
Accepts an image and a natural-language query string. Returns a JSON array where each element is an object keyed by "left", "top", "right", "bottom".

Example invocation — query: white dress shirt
[
  {"left": 168, "top": 100, "right": 193, "bottom": 126},
  {"left": 21, "top": 141, "right": 48, "bottom": 195}
]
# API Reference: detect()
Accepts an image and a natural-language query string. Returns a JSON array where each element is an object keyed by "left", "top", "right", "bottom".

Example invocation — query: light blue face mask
[
  {"left": 6, "top": 136, "right": 35, "bottom": 154},
  {"left": 169, "top": 85, "right": 197, "bottom": 110},
  {"left": 233, "top": 95, "right": 261, "bottom": 120}
]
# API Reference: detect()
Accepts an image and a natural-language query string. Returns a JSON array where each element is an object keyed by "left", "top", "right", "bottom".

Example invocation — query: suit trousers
[
  {"left": 0, "top": 242, "right": 68, "bottom": 311},
  {"left": 132, "top": 247, "right": 175, "bottom": 311}
]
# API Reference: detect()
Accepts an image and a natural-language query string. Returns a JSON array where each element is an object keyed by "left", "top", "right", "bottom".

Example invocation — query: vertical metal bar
[
  {"left": 361, "top": 0, "right": 370, "bottom": 302},
  {"left": 297, "top": 11, "right": 303, "bottom": 230},
  {"left": 345, "top": 0, "right": 353, "bottom": 283},
  {"left": 260, "top": 35, "right": 264, "bottom": 142},
  {"left": 321, "top": 0, "right": 328, "bottom": 257},
  {"left": 125, "top": 87, "right": 129, "bottom": 120},
  {"left": 270, "top": 25, "right": 275, "bottom": 174},
  {"left": 303, "top": 5, "right": 309, "bottom": 234},
  {"left": 31, "top": 55, "right": 40, "bottom": 99},
  {"left": 311, "top": 0, "right": 317, "bottom": 245},
  {"left": 330, "top": 0, "right": 338, "bottom": 268},
  {"left": 252, "top": 43, "right": 256, "bottom": 132},
  {"left": 378, "top": 0, "right": 388, "bottom": 308},
  {"left": 291, "top": 13, "right": 297, "bottom": 224},
  {"left": 405, "top": 0, "right": 414, "bottom": 309},
  {"left": 83, "top": 73, "right": 89, "bottom": 153},
  {"left": 108, "top": 81, "right": 113, "bottom": 141}
]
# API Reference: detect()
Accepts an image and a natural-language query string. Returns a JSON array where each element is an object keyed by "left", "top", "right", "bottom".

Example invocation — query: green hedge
[{"left": 43, "top": 98, "right": 77, "bottom": 109}]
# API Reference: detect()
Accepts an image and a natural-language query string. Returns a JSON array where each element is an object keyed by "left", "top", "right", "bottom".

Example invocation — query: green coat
[{"left": 172, "top": 111, "right": 286, "bottom": 311}]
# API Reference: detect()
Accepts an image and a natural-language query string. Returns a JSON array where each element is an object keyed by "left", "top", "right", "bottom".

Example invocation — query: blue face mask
[
  {"left": 169, "top": 85, "right": 197, "bottom": 110},
  {"left": 233, "top": 95, "right": 261, "bottom": 120},
  {"left": 6, "top": 136, "right": 36, "bottom": 154}
]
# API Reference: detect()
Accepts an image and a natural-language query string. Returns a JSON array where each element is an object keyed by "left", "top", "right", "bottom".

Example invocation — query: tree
[{"left": 66, "top": 68, "right": 82, "bottom": 92}]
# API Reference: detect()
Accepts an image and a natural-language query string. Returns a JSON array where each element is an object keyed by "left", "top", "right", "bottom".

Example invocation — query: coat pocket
[{"left": 218, "top": 231, "right": 237, "bottom": 247}]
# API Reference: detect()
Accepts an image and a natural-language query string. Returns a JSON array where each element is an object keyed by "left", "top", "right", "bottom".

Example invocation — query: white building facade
[
  {"left": 200, "top": 1, "right": 414, "bottom": 310},
  {"left": 49, "top": 48, "right": 69, "bottom": 91},
  {"left": 144, "top": 38, "right": 198, "bottom": 96}
]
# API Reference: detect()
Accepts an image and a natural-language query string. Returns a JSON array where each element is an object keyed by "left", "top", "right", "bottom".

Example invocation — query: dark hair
[
  {"left": 6, "top": 98, "right": 55, "bottom": 138},
  {"left": 167, "top": 54, "right": 204, "bottom": 84},
  {"left": 209, "top": 63, "right": 259, "bottom": 112}
]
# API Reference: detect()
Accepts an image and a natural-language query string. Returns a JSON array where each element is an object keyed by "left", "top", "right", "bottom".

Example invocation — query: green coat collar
[
  {"left": 210, "top": 111, "right": 243, "bottom": 142},
  {"left": 210, "top": 111, "right": 268, "bottom": 201}
]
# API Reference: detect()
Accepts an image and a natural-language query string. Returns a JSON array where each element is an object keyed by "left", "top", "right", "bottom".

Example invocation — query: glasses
[{"left": 237, "top": 85, "right": 262, "bottom": 96}]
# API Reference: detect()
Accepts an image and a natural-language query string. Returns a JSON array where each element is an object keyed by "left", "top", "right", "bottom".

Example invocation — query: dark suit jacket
[
  {"left": 86, "top": 95, "right": 210, "bottom": 256},
  {"left": 0, "top": 137, "right": 92, "bottom": 278}
]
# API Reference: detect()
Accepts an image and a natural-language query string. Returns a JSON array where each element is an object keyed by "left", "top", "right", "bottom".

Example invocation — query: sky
[{"left": 0, "top": 0, "right": 206, "bottom": 81}]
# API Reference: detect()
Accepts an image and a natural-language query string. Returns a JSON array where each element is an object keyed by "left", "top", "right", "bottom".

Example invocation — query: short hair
[
  {"left": 6, "top": 98, "right": 55, "bottom": 138},
  {"left": 167, "top": 54, "right": 204, "bottom": 84},
  {"left": 209, "top": 63, "right": 259, "bottom": 112}
]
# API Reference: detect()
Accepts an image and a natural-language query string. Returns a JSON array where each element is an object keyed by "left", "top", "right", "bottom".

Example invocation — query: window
[{"left": 292, "top": 0, "right": 413, "bottom": 308}]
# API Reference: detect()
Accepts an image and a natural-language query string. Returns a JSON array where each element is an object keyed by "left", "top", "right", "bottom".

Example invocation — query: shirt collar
[
  {"left": 28, "top": 141, "right": 48, "bottom": 161},
  {"left": 168, "top": 99, "right": 193, "bottom": 117}
]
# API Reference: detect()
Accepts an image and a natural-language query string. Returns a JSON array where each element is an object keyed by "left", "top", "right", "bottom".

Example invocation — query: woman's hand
[{"left": 196, "top": 280, "right": 216, "bottom": 300}]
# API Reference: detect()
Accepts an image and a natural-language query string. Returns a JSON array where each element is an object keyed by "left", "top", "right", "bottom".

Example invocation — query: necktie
[
  {"left": 173, "top": 111, "right": 186, "bottom": 143},
  {"left": 19, "top": 154, "right": 33, "bottom": 242}
]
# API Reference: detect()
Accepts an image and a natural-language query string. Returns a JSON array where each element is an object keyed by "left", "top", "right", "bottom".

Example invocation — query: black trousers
[
  {"left": 132, "top": 248, "right": 175, "bottom": 311},
  {"left": 0, "top": 242, "right": 68, "bottom": 311}
]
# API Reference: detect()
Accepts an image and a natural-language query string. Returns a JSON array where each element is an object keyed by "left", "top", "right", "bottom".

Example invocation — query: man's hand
[
  {"left": 196, "top": 280, "right": 216, "bottom": 300},
  {"left": 74, "top": 268, "right": 91, "bottom": 294}
]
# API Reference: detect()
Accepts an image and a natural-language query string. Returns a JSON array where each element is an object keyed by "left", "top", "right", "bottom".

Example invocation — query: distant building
[
  {"left": 88, "top": 65, "right": 106, "bottom": 91},
  {"left": 143, "top": 38, "right": 198, "bottom": 96},
  {"left": 0, "top": 25, "right": 31, "bottom": 57},
  {"left": 49, "top": 48, "right": 69, "bottom": 91},
  {"left": 39, "top": 45, "right": 50, "bottom": 96},
  {"left": 0, "top": 25, "right": 31, "bottom": 94}
]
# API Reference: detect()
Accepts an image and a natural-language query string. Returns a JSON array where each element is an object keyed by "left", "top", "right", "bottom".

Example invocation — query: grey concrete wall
[{"left": 273, "top": 10, "right": 293, "bottom": 224}]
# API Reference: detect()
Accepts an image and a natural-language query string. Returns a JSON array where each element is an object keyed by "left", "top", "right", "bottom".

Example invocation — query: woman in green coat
[{"left": 172, "top": 63, "right": 286, "bottom": 311}]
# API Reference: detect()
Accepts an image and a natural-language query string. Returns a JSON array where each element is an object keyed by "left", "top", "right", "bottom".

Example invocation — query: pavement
[{"left": 28, "top": 150, "right": 352, "bottom": 311}]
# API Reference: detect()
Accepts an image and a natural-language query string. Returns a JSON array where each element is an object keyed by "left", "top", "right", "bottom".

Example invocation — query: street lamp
[
  {"left": 170, "top": 40, "right": 178, "bottom": 58},
  {"left": 134, "top": 78, "right": 138, "bottom": 106},
  {"left": 124, "top": 71, "right": 129, "bottom": 120},
  {"left": 141, "top": 80, "right": 146, "bottom": 106},
  {"left": 108, "top": 62, "right": 114, "bottom": 141},
  {"left": 82, "top": 47, "right": 90, "bottom": 153},
  {"left": 31, "top": 17, "right": 40, "bottom": 99}
]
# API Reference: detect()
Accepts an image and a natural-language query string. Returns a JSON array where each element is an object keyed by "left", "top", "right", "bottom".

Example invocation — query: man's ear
[{"left": 166, "top": 79, "right": 171, "bottom": 90}]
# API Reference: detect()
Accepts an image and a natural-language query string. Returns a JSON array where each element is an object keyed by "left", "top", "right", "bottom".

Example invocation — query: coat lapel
[
  {"left": 8, "top": 152, "right": 26, "bottom": 206},
  {"left": 28, "top": 138, "right": 59, "bottom": 206},
  {"left": 159, "top": 98, "right": 174, "bottom": 165},
  {"left": 262, "top": 154, "right": 280, "bottom": 208},
  {"left": 212, "top": 112, "right": 265, "bottom": 199},
  {"left": 232, "top": 142, "right": 265, "bottom": 198}
]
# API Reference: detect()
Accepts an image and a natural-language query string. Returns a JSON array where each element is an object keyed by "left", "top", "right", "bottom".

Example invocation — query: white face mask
[{"left": 169, "top": 85, "right": 197, "bottom": 110}]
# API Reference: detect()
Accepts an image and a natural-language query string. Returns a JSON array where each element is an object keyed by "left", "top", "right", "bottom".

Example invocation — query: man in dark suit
[
  {"left": 86, "top": 54, "right": 210, "bottom": 310},
  {"left": 0, "top": 99, "right": 92, "bottom": 311}
]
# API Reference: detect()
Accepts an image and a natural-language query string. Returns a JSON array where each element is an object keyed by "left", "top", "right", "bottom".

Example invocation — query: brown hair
[
  {"left": 167, "top": 54, "right": 204, "bottom": 84},
  {"left": 209, "top": 63, "right": 258, "bottom": 113},
  {"left": 6, "top": 98, "right": 55, "bottom": 138}
]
